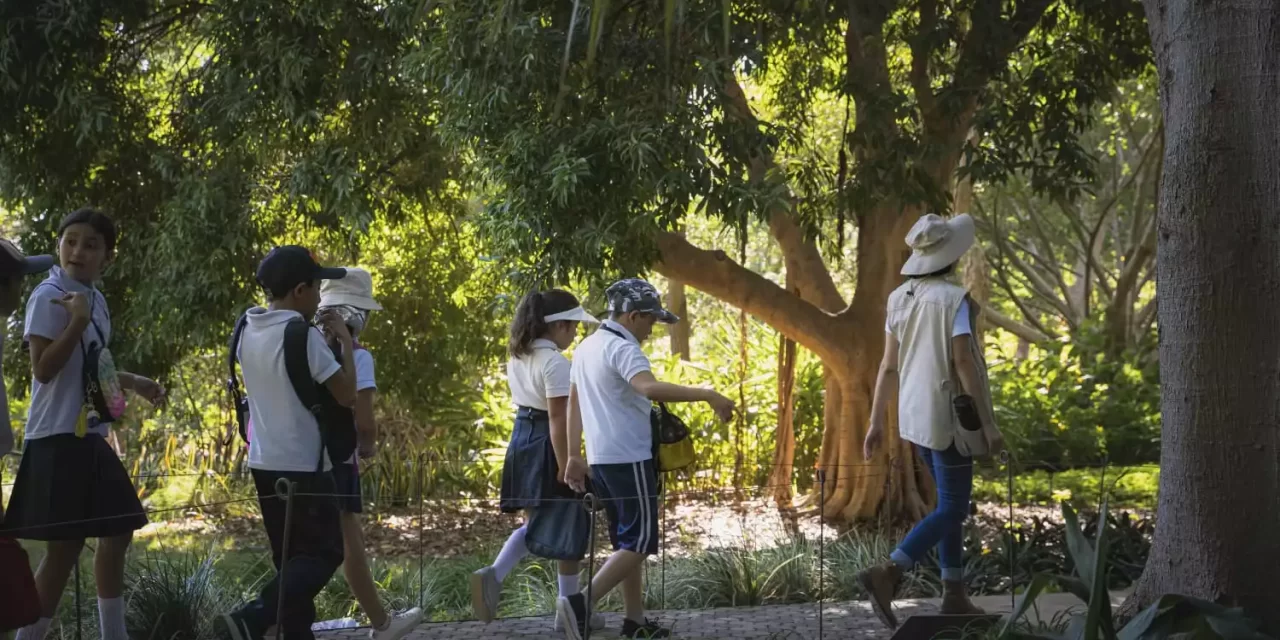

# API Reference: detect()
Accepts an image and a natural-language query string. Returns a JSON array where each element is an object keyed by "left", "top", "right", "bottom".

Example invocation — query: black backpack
[{"left": 227, "top": 312, "right": 358, "bottom": 470}]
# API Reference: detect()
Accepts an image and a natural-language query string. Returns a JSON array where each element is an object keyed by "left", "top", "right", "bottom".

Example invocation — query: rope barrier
[{"left": 0, "top": 454, "right": 1132, "bottom": 640}]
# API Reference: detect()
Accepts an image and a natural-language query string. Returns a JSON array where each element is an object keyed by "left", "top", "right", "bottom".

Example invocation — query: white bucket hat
[
  {"left": 320, "top": 266, "right": 382, "bottom": 311},
  {"left": 900, "top": 213, "right": 976, "bottom": 276}
]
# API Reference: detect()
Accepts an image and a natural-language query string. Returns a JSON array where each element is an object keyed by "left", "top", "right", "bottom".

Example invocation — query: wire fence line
[{"left": 1, "top": 449, "right": 1152, "bottom": 639}]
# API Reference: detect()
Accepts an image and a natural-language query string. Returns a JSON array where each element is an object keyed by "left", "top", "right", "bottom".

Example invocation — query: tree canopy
[
  {"left": 425, "top": 0, "right": 1150, "bottom": 281},
  {"left": 0, "top": 0, "right": 1152, "bottom": 524},
  {"left": 0, "top": 0, "right": 499, "bottom": 416}
]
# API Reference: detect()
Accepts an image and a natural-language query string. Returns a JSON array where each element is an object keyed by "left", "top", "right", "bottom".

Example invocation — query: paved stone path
[{"left": 320, "top": 593, "right": 1117, "bottom": 639}]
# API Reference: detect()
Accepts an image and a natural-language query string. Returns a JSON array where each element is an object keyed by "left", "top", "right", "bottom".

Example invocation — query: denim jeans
[
  {"left": 892, "top": 445, "right": 973, "bottom": 581},
  {"left": 236, "top": 470, "right": 345, "bottom": 639}
]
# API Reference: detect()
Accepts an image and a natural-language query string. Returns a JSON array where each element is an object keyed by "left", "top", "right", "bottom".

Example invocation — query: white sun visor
[{"left": 544, "top": 306, "right": 600, "bottom": 324}]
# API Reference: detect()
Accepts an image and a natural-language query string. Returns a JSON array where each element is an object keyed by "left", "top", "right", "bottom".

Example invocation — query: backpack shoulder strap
[
  {"left": 284, "top": 318, "right": 333, "bottom": 473},
  {"left": 599, "top": 325, "right": 626, "bottom": 341},
  {"left": 283, "top": 318, "right": 324, "bottom": 417},
  {"left": 226, "top": 313, "right": 250, "bottom": 396}
]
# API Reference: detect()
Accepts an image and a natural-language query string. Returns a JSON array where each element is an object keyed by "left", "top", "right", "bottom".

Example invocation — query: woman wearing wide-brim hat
[{"left": 859, "top": 213, "right": 1005, "bottom": 629}]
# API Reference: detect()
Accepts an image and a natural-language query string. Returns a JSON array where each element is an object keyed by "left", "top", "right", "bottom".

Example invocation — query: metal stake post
[
  {"left": 583, "top": 493, "right": 600, "bottom": 640},
  {"left": 274, "top": 477, "right": 298, "bottom": 640},
  {"left": 817, "top": 468, "right": 826, "bottom": 640}
]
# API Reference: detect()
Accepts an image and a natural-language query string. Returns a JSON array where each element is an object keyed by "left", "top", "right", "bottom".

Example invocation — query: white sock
[
  {"left": 15, "top": 618, "right": 53, "bottom": 640},
  {"left": 98, "top": 597, "right": 128, "bottom": 640},
  {"left": 557, "top": 573, "right": 580, "bottom": 597},
  {"left": 492, "top": 525, "right": 528, "bottom": 582}
]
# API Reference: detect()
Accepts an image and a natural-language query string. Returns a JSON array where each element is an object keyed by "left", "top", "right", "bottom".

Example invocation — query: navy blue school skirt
[
  {"left": 2, "top": 434, "right": 147, "bottom": 541},
  {"left": 499, "top": 407, "right": 570, "bottom": 513}
]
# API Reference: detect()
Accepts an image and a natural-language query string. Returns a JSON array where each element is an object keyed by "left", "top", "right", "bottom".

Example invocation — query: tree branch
[
  {"left": 843, "top": 0, "right": 895, "bottom": 109},
  {"left": 718, "top": 71, "right": 848, "bottom": 313},
  {"left": 983, "top": 305, "right": 1053, "bottom": 344},
  {"left": 987, "top": 246, "right": 1059, "bottom": 339},
  {"left": 653, "top": 231, "right": 850, "bottom": 368},
  {"left": 909, "top": 0, "right": 939, "bottom": 126},
  {"left": 944, "top": 0, "right": 1053, "bottom": 138}
]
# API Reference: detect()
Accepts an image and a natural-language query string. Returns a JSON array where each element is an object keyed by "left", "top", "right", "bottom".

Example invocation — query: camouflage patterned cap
[{"left": 605, "top": 278, "right": 679, "bottom": 324}]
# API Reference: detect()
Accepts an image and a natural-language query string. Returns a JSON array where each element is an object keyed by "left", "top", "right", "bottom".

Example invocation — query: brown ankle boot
[
  {"left": 940, "top": 580, "right": 985, "bottom": 615},
  {"left": 857, "top": 562, "right": 904, "bottom": 629}
]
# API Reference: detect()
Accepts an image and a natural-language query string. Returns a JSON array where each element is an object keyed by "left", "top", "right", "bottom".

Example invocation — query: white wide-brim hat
[
  {"left": 900, "top": 213, "right": 976, "bottom": 276},
  {"left": 320, "top": 266, "right": 383, "bottom": 311}
]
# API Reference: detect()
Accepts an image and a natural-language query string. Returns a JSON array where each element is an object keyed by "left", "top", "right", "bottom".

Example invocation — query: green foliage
[
  {"left": 998, "top": 502, "right": 1270, "bottom": 640},
  {"left": 973, "top": 466, "right": 1159, "bottom": 511},
  {"left": 988, "top": 327, "right": 1161, "bottom": 468},
  {"left": 422, "top": 0, "right": 1151, "bottom": 284},
  {"left": 0, "top": 0, "right": 456, "bottom": 378},
  {"left": 125, "top": 551, "right": 228, "bottom": 640}
]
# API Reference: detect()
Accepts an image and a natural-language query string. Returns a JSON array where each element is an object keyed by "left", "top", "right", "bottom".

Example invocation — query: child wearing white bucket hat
[
  {"left": 858, "top": 213, "right": 1005, "bottom": 629},
  {"left": 316, "top": 267, "right": 422, "bottom": 639}
]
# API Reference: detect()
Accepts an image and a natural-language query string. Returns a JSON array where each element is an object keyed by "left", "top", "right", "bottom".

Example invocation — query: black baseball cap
[
  {"left": 255, "top": 245, "right": 346, "bottom": 294},
  {"left": 0, "top": 238, "right": 55, "bottom": 277},
  {"left": 605, "top": 278, "right": 679, "bottom": 324}
]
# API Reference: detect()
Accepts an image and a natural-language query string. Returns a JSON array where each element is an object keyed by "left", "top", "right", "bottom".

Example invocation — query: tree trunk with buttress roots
[
  {"left": 651, "top": 64, "right": 983, "bottom": 524},
  {"left": 654, "top": 197, "right": 938, "bottom": 524}
]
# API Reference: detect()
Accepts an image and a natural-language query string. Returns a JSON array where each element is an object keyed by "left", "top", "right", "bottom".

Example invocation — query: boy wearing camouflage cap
[{"left": 559, "top": 279, "right": 735, "bottom": 639}]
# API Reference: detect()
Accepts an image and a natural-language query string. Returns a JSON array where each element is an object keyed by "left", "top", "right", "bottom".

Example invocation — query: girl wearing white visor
[{"left": 472, "top": 290, "right": 604, "bottom": 632}]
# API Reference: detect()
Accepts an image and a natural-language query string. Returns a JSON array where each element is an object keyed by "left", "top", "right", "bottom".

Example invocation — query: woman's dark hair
[
  {"left": 906, "top": 262, "right": 956, "bottom": 279},
  {"left": 509, "top": 289, "right": 581, "bottom": 357},
  {"left": 58, "top": 207, "right": 117, "bottom": 253}
]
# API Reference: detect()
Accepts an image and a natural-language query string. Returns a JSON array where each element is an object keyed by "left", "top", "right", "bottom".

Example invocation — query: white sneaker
[
  {"left": 368, "top": 608, "right": 424, "bottom": 640},
  {"left": 554, "top": 608, "right": 605, "bottom": 632}
]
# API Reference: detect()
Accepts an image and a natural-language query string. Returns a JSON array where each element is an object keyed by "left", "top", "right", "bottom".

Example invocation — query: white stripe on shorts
[{"left": 632, "top": 461, "right": 651, "bottom": 554}]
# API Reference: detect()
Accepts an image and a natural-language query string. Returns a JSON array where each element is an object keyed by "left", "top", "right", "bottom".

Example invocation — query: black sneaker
[
  {"left": 621, "top": 618, "right": 671, "bottom": 638},
  {"left": 555, "top": 593, "right": 588, "bottom": 640}
]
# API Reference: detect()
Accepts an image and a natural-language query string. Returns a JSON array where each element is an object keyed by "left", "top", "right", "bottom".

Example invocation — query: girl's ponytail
[{"left": 508, "top": 291, "right": 548, "bottom": 357}]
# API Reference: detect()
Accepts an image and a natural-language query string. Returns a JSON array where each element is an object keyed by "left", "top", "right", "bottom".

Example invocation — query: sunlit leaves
[{"left": 0, "top": 0, "right": 457, "bottom": 378}]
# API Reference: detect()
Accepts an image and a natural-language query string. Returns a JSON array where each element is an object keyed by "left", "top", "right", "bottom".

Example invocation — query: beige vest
[{"left": 886, "top": 277, "right": 994, "bottom": 451}]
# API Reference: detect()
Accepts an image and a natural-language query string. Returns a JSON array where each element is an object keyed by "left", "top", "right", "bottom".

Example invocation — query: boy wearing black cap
[
  {"left": 0, "top": 238, "right": 55, "bottom": 519},
  {"left": 558, "top": 279, "right": 735, "bottom": 639},
  {"left": 221, "top": 246, "right": 358, "bottom": 640}
]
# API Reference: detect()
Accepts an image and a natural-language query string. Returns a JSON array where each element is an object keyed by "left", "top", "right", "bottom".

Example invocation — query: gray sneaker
[{"left": 471, "top": 566, "right": 502, "bottom": 622}]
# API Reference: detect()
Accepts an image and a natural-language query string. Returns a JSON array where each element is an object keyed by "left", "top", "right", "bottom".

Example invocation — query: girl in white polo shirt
[
  {"left": 4, "top": 209, "right": 166, "bottom": 640},
  {"left": 471, "top": 289, "right": 601, "bottom": 632}
]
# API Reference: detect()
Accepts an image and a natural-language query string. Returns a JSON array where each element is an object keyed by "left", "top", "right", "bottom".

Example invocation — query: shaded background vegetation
[{"left": 0, "top": 0, "right": 1165, "bottom": 634}]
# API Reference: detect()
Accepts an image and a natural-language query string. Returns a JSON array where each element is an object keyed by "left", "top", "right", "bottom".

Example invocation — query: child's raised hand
[
  {"left": 318, "top": 310, "right": 352, "bottom": 343},
  {"left": 52, "top": 292, "right": 91, "bottom": 323},
  {"left": 134, "top": 376, "right": 167, "bottom": 408}
]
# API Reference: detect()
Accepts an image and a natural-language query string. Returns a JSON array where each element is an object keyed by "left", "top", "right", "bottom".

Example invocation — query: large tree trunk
[{"left": 1124, "top": 0, "right": 1280, "bottom": 630}]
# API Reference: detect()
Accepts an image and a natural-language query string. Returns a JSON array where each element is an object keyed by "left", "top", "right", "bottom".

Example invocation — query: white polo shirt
[
  {"left": 507, "top": 339, "right": 572, "bottom": 411},
  {"left": 238, "top": 307, "right": 342, "bottom": 472},
  {"left": 570, "top": 320, "right": 653, "bottom": 465},
  {"left": 23, "top": 268, "right": 113, "bottom": 440}
]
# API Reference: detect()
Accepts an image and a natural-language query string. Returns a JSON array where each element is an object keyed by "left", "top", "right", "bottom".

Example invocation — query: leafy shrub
[
  {"left": 988, "top": 326, "right": 1161, "bottom": 468},
  {"left": 944, "top": 510, "right": 1152, "bottom": 596},
  {"left": 973, "top": 465, "right": 1160, "bottom": 510},
  {"left": 125, "top": 551, "right": 228, "bottom": 640},
  {"left": 997, "top": 501, "right": 1267, "bottom": 640}
]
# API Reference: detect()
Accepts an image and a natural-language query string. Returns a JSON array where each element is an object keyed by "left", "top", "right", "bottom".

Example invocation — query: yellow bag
[{"left": 651, "top": 403, "right": 696, "bottom": 472}]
